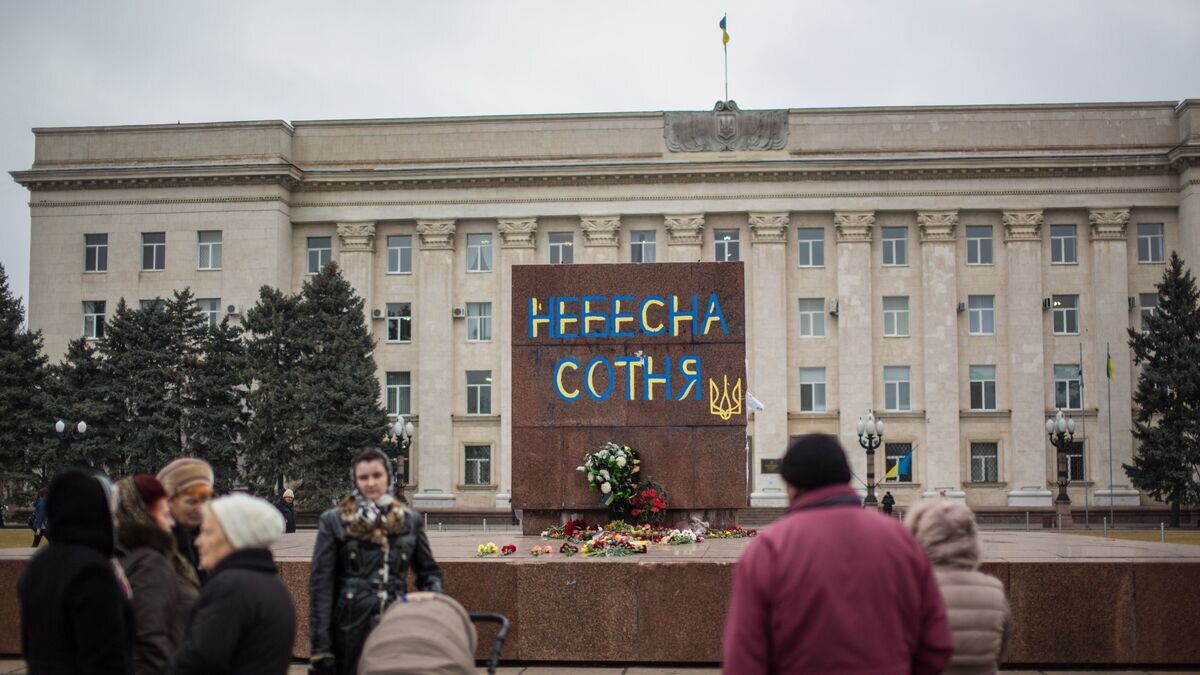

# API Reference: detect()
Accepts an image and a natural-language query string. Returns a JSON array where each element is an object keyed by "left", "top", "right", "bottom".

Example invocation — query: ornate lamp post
[
  {"left": 1046, "top": 409, "right": 1075, "bottom": 527},
  {"left": 53, "top": 419, "right": 88, "bottom": 471},
  {"left": 857, "top": 410, "right": 885, "bottom": 508},
  {"left": 386, "top": 415, "right": 415, "bottom": 498}
]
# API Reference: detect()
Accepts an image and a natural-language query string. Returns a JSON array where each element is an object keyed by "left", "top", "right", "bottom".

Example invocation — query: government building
[{"left": 13, "top": 99, "right": 1200, "bottom": 511}]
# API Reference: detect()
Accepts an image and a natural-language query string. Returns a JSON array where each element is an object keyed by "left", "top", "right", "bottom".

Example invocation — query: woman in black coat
[
  {"left": 308, "top": 448, "right": 444, "bottom": 675},
  {"left": 170, "top": 494, "right": 295, "bottom": 675},
  {"left": 18, "top": 469, "right": 134, "bottom": 674}
]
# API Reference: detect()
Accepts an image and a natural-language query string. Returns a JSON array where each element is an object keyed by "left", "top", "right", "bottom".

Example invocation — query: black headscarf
[{"left": 46, "top": 468, "right": 115, "bottom": 558}]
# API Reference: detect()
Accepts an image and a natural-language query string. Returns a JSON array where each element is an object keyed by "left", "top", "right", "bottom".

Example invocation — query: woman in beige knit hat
[{"left": 157, "top": 458, "right": 214, "bottom": 584}]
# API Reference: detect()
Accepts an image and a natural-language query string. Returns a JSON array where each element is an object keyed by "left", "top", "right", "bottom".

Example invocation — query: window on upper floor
[
  {"left": 799, "top": 368, "right": 826, "bottom": 412},
  {"left": 1052, "top": 295, "right": 1079, "bottom": 335},
  {"left": 1050, "top": 225, "right": 1077, "bottom": 264},
  {"left": 1137, "top": 223, "right": 1164, "bottom": 263},
  {"left": 969, "top": 365, "right": 997, "bottom": 411},
  {"left": 467, "top": 370, "right": 492, "bottom": 414},
  {"left": 881, "top": 227, "right": 908, "bottom": 266},
  {"left": 198, "top": 298, "right": 221, "bottom": 327},
  {"left": 630, "top": 231, "right": 656, "bottom": 263},
  {"left": 797, "top": 228, "right": 824, "bottom": 267},
  {"left": 882, "top": 296, "right": 909, "bottom": 337},
  {"left": 714, "top": 229, "right": 740, "bottom": 262},
  {"left": 467, "top": 233, "right": 493, "bottom": 272},
  {"left": 1139, "top": 292, "right": 1159, "bottom": 333},
  {"left": 82, "top": 301, "right": 106, "bottom": 339},
  {"left": 549, "top": 232, "right": 574, "bottom": 264},
  {"left": 798, "top": 298, "right": 824, "bottom": 338},
  {"left": 307, "top": 236, "right": 332, "bottom": 274},
  {"left": 1054, "top": 364, "right": 1083, "bottom": 410},
  {"left": 968, "top": 295, "right": 995, "bottom": 335},
  {"left": 966, "top": 226, "right": 993, "bottom": 265},
  {"left": 884, "top": 366, "right": 911, "bottom": 412},
  {"left": 387, "top": 235, "right": 413, "bottom": 274},
  {"left": 142, "top": 232, "right": 166, "bottom": 271},
  {"left": 197, "top": 231, "right": 222, "bottom": 270},
  {"left": 386, "top": 303, "right": 412, "bottom": 343},
  {"left": 84, "top": 234, "right": 108, "bottom": 272},
  {"left": 467, "top": 302, "right": 492, "bottom": 342},
  {"left": 386, "top": 372, "right": 411, "bottom": 415}
]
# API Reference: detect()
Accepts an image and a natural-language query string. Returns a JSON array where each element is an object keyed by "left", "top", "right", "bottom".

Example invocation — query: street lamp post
[
  {"left": 857, "top": 410, "right": 885, "bottom": 508},
  {"left": 53, "top": 419, "right": 88, "bottom": 473},
  {"left": 386, "top": 415, "right": 415, "bottom": 499},
  {"left": 1046, "top": 409, "right": 1075, "bottom": 527}
]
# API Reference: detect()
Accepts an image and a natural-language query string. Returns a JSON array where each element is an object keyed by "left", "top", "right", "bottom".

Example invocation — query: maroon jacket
[{"left": 722, "top": 485, "right": 953, "bottom": 675}]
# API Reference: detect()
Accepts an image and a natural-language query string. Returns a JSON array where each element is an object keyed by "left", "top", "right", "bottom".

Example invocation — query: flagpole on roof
[
  {"left": 721, "top": 13, "right": 729, "bottom": 101},
  {"left": 1107, "top": 341, "right": 1115, "bottom": 525}
]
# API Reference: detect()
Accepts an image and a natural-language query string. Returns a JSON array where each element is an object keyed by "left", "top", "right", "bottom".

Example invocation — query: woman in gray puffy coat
[{"left": 906, "top": 499, "right": 1012, "bottom": 675}]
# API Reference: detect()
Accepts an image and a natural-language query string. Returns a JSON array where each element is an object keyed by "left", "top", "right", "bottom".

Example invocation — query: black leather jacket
[{"left": 309, "top": 498, "right": 443, "bottom": 675}]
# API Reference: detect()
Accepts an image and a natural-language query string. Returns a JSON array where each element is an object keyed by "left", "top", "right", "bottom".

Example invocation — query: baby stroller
[{"left": 357, "top": 592, "right": 510, "bottom": 675}]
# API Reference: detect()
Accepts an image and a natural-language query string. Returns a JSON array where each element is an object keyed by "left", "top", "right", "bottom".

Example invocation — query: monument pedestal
[{"left": 1056, "top": 501, "right": 1074, "bottom": 529}]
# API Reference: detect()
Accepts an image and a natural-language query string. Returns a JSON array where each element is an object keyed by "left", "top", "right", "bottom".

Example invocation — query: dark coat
[
  {"left": 31, "top": 497, "right": 48, "bottom": 530},
  {"left": 881, "top": 493, "right": 896, "bottom": 512},
  {"left": 18, "top": 470, "right": 134, "bottom": 674},
  {"left": 171, "top": 523, "right": 206, "bottom": 585},
  {"left": 309, "top": 498, "right": 443, "bottom": 675},
  {"left": 274, "top": 500, "right": 297, "bottom": 534},
  {"left": 169, "top": 548, "right": 296, "bottom": 675}
]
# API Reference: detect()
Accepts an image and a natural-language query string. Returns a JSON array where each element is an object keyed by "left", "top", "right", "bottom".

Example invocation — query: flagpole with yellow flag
[
  {"left": 720, "top": 14, "right": 730, "bottom": 101},
  {"left": 1106, "top": 341, "right": 1115, "bottom": 524}
]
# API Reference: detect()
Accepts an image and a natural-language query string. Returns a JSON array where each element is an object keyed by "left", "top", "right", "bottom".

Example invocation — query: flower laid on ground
[
  {"left": 629, "top": 482, "right": 669, "bottom": 525},
  {"left": 500, "top": 544, "right": 516, "bottom": 556},
  {"left": 476, "top": 542, "right": 499, "bottom": 556},
  {"left": 530, "top": 544, "right": 554, "bottom": 556},
  {"left": 559, "top": 542, "right": 579, "bottom": 557},
  {"left": 661, "top": 528, "right": 703, "bottom": 545},
  {"left": 577, "top": 442, "right": 641, "bottom": 510},
  {"left": 583, "top": 531, "right": 649, "bottom": 557},
  {"left": 705, "top": 525, "right": 758, "bottom": 539},
  {"left": 542, "top": 519, "right": 601, "bottom": 541}
]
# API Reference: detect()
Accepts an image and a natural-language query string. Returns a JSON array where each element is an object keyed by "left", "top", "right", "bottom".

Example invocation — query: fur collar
[{"left": 339, "top": 495, "right": 409, "bottom": 547}]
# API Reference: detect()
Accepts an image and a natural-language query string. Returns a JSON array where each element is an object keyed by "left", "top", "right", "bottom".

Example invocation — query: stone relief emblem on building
[{"left": 664, "top": 101, "right": 788, "bottom": 152}]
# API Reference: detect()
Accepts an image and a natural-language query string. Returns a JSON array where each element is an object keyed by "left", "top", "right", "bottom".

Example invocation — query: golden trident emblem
[{"left": 709, "top": 375, "right": 743, "bottom": 420}]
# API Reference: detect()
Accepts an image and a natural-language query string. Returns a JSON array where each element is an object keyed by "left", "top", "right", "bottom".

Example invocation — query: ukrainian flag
[
  {"left": 720, "top": 14, "right": 730, "bottom": 46},
  {"left": 885, "top": 451, "right": 912, "bottom": 481},
  {"left": 1107, "top": 350, "right": 1115, "bottom": 380}
]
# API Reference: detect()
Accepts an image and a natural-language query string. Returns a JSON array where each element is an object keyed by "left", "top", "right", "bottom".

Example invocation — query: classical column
[
  {"left": 918, "top": 212, "right": 965, "bottom": 500},
  {"left": 1003, "top": 210, "right": 1052, "bottom": 506},
  {"left": 747, "top": 213, "right": 790, "bottom": 506},
  {"left": 496, "top": 218, "right": 538, "bottom": 509},
  {"left": 580, "top": 216, "right": 621, "bottom": 264},
  {"left": 1181, "top": 165, "right": 1200, "bottom": 284},
  {"left": 1089, "top": 209, "right": 1140, "bottom": 505},
  {"left": 335, "top": 222, "right": 376, "bottom": 312},
  {"left": 413, "top": 219, "right": 457, "bottom": 509},
  {"left": 664, "top": 214, "right": 705, "bottom": 262},
  {"left": 834, "top": 212, "right": 875, "bottom": 499}
]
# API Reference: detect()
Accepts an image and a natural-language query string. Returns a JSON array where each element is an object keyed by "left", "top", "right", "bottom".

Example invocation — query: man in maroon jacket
[{"left": 722, "top": 434, "right": 953, "bottom": 674}]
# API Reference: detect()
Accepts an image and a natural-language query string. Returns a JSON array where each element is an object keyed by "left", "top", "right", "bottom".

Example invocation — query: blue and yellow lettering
[
  {"left": 529, "top": 297, "right": 552, "bottom": 338},
  {"left": 612, "top": 296, "right": 635, "bottom": 337},
  {"left": 639, "top": 296, "right": 666, "bottom": 337},
  {"left": 676, "top": 356, "right": 701, "bottom": 400},
  {"left": 643, "top": 355, "right": 671, "bottom": 401},
  {"left": 581, "top": 296, "right": 608, "bottom": 338},
  {"left": 585, "top": 356, "right": 614, "bottom": 401},
  {"left": 670, "top": 295, "right": 700, "bottom": 336},
  {"left": 554, "top": 358, "right": 580, "bottom": 401},
  {"left": 702, "top": 293, "right": 730, "bottom": 335},
  {"left": 555, "top": 296, "right": 579, "bottom": 338},
  {"left": 613, "top": 356, "right": 643, "bottom": 401}
]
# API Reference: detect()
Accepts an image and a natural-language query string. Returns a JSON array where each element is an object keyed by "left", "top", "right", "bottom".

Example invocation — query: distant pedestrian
[
  {"left": 881, "top": 490, "right": 896, "bottom": 517},
  {"left": 157, "top": 458, "right": 214, "bottom": 584},
  {"left": 274, "top": 489, "right": 297, "bottom": 534},
  {"left": 30, "top": 487, "right": 48, "bottom": 547},
  {"left": 170, "top": 494, "right": 295, "bottom": 675},
  {"left": 19, "top": 469, "right": 134, "bottom": 673},
  {"left": 722, "top": 434, "right": 953, "bottom": 674},
  {"left": 907, "top": 499, "right": 1012, "bottom": 675}
]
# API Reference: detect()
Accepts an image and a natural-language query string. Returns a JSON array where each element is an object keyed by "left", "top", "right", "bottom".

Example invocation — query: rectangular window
[
  {"left": 881, "top": 227, "right": 908, "bottom": 266},
  {"left": 1139, "top": 292, "right": 1158, "bottom": 333},
  {"left": 884, "top": 443, "right": 913, "bottom": 483},
  {"left": 882, "top": 296, "right": 909, "bottom": 337},
  {"left": 714, "top": 229, "right": 740, "bottom": 262},
  {"left": 797, "top": 228, "right": 824, "bottom": 267},
  {"left": 799, "top": 368, "right": 826, "bottom": 412},
  {"left": 1065, "top": 441, "right": 1085, "bottom": 482},
  {"left": 466, "top": 302, "right": 492, "bottom": 342},
  {"left": 307, "top": 236, "right": 332, "bottom": 274},
  {"left": 1050, "top": 225, "right": 1077, "bottom": 264},
  {"left": 139, "top": 299, "right": 164, "bottom": 311},
  {"left": 884, "top": 366, "right": 911, "bottom": 412},
  {"left": 467, "top": 370, "right": 492, "bottom": 414},
  {"left": 1052, "top": 295, "right": 1080, "bottom": 334},
  {"left": 1137, "top": 223, "right": 1164, "bottom": 263},
  {"left": 966, "top": 226, "right": 993, "bottom": 265},
  {"left": 142, "top": 232, "right": 166, "bottom": 271},
  {"left": 1054, "top": 364, "right": 1083, "bottom": 410},
  {"left": 970, "top": 443, "right": 999, "bottom": 483},
  {"left": 385, "top": 372, "right": 411, "bottom": 415},
  {"left": 466, "top": 233, "right": 493, "bottom": 272},
  {"left": 968, "top": 295, "right": 995, "bottom": 335},
  {"left": 549, "top": 232, "right": 574, "bottom": 264},
  {"left": 631, "top": 230, "right": 657, "bottom": 263},
  {"left": 798, "top": 298, "right": 824, "bottom": 338},
  {"left": 84, "top": 233, "right": 108, "bottom": 272},
  {"left": 465, "top": 445, "right": 492, "bottom": 486},
  {"left": 197, "top": 231, "right": 222, "bottom": 270},
  {"left": 969, "top": 365, "right": 997, "bottom": 411},
  {"left": 198, "top": 298, "right": 221, "bottom": 327},
  {"left": 82, "top": 301, "right": 106, "bottom": 339},
  {"left": 387, "top": 235, "right": 413, "bottom": 274},
  {"left": 386, "top": 303, "right": 412, "bottom": 343}
]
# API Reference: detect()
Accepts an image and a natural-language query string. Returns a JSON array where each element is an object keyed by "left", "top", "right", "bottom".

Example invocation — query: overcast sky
[{"left": 1, "top": 0, "right": 1197, "bottom": 314}]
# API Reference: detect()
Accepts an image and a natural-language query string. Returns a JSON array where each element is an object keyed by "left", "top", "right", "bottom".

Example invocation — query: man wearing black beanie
[{"left": 722, "top": 434, "right": 953, "bottom": 674}]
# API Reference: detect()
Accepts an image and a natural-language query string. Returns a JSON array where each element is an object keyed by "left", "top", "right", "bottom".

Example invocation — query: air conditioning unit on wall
[
  {"left": 225, "top": 304, "right": 240, "bottom": 316},
  {"left": 451, "top": 307, "right": 466, "bottom": 319},
  {"left": 372, "top": 308, "right": 386, "bottom": 320}
]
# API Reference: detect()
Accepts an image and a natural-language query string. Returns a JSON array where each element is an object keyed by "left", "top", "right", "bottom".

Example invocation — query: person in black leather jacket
[{"left": 308, "top": 448, "right": 444, "bottom": 675}]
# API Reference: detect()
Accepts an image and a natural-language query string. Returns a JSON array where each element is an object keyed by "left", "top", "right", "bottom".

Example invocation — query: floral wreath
[{"left": 576, "top": 442, "right": 641, "bottom": 509}]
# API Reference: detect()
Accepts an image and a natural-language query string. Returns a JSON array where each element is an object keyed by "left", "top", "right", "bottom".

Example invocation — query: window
[
  {"left": 386, "top": 372, "right": 411, "bottom": 415},
  {"left": 467, "top": 233, "right": 493, "bottom": 272},
  {"left": 799, "top": 368, "right": 826, "bottom": 412},
  {"left": 139, "top": 299, "right": 164, "bottom": 311},
  {"left": 386, "top": 303, "right": 412, "bottom": 343},
  {"left": 968, "top": 295, "right": 995, "bottom": 335},
  {"left": 1137, "top": 223, "right": 1164, "bottom": 263},
  {"left": 465, "top": 445, "right": 492, "bottom": 486},
  {"left": 1064, "top": 441, "right": 1085, "bottom": 482},
  {"left": 82, "top": 301, "right": 106, "bottom": 339},
  {"left": 1139, "top": 292, "right": 1159, "bottom": 333},
  {"left": 387, "top": 235, "right": 412, "bottom": 274},
  {"left": 966, "top": 226, "right": 993, "bottom": 265},
  {"left": 630, "top": 231, "right": 656, "bottom": 263},
  {"left": 142, "top": 232, "right": 166, "bottom": 271},
  {"left": 197, "top": 231, "right": 222, "bottom": 270},
  {"left": 797, "top": 228, "right": 824, "bottom": 267},
  {"left": 1052, "top": 295, "right": 1079, "bottom": 335},
  {"left": 881, "top": 227, "right": 908, "bottom": 266},
  {"left": 467, "top": 371, "right": 492, "bottom": 414},
  {"left": 970, "top": 443, "right": 999, "bottom": 483},
  {"left": 882, "top": 297, "right": 909, "bottom": 337},
  {"left": 884, "top": 366, "right": 911, "bottom": 412},
  {"left": 1050, "top": 225, "right": 1077, "bottom": 264},
  {"left": 1054, "top": 364, "right": 1083, "bottom": 410},
  {"left": 884, "top": 443, "right": 913, "bottom": 483},
  {"left": 466, "top": 302, "right": 492, "bottom": 342},
  {"left": 969, "top": 365, "right": 997, "bottom": 411},
  {"left": 549, "top": 232, "right": 574, "bottom": 264},
  {"left": 714, "top": 229, "right": 740, "bottom": 262},
  {"left": 198, "top": 298, "right": 221, "bottom": 328},
  {"left": 798, "top": 298, "right": 824, "bottom": 338},
  {"left": 307, "top": 236, "right": 332, "bottom": 274},
  {"left": 84, "top": 234, "right": 108, "bottom": 272}
]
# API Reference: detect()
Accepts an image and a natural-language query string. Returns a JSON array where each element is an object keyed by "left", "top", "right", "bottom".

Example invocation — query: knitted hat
[
  {"left": 157, "top": 458, "right": 214, "bottom": 497},
  {"left": 282, "top": 489, "right": 294, "bottom": 499},
  {"left": 780, "top": 433, "right": 852, "bottom": 490},
  {"left": 132, "top": 474, "right": 167, "bottom": 508},
  {"left": 208, "top": 494, "right": 285, "bottom": 550}
]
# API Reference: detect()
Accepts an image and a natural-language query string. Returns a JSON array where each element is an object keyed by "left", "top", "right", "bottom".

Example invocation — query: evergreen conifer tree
[
  {"left": 1125, "top": 252, "right": 1200, "bottom": 527},
  {"left": 45, "top": 338, "right": 122, "bottom": 474},
  {"left": 0, "top": 263, "right": 51, "bottom": 480},
  {"left": 189, "top": 317, "right": 248, "bottom": 490}
]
